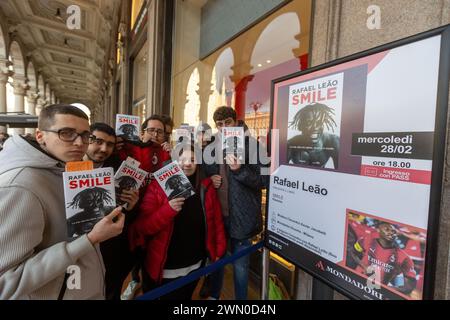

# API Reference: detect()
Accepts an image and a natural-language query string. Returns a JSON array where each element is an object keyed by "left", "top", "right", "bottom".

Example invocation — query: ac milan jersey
[
  {"left": 349, "top": 221, "right": 378, "bottom": 240},
  {"left": 118, "top": 141, "right": 171, "bottom": 173},
  {"left": 357, "top": 236, "right": 416, "bottom": 284},
  {"left": 402, "top": 239, "right": 423, "bottom": 261}
]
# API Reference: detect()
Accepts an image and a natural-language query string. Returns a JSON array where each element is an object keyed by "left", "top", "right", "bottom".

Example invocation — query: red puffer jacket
[
  {"left": 118, "top": 140, "right": 171, "bottom": 174},
  {"left": 128, "top": 177, "right": 227, "bottom": 283}
]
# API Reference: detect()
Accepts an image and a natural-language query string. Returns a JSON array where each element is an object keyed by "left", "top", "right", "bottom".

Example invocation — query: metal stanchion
[
  {"left": 261, "top": 247, "right": 270, "bottom": 300},
  {"left": 312, "top": 277, "right": 334, "bottom": 300}
]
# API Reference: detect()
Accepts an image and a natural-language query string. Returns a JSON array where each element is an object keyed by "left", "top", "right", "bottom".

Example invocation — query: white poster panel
[
  {"left": 268, "top": 165, "right": 430, "bottom": 261},
  {"left": 268, "top": 32, "right": 446, "bottom": 300}
]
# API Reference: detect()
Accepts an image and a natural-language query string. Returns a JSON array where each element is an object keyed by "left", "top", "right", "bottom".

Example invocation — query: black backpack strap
[{"left": 58, "top": 272, "right": 70, "bottom": 300}]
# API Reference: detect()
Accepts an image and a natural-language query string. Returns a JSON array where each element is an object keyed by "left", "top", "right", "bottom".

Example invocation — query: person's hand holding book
[
  {"left": 87, "top": 207, "right": 124, "bottom": 244},
  {"left": 169, "top": 197, "right": 185, "bottom": 212},
  {"left": 119, "top": 189, "right": 139, "bottom": 210}
]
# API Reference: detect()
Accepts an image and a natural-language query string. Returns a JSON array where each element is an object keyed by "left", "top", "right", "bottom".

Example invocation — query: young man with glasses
[
  {"left": 141, "top": 115, "right": 172, "bottom": 153},
  {"left": 0, "top": 104, "right": 125, "bottom": 299},
  {"left": 84, "top": 122, "right": 140, "bottom": 300},
  {"left": 117, "top": 115, "right": 171, "bottom": 174}
]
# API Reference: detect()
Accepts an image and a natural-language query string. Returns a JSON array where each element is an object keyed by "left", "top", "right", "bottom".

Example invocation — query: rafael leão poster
[
  {"left": 267, "top": 31, "right": 448, "bottom": 300},
  {"left": 287, "top": 73, "right": 343, "bottom": 169}
]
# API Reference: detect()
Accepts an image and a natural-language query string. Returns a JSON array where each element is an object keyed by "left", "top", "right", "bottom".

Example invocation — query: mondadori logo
[{"left": 315, "top": 260, "right": 383, "bottom": 300}]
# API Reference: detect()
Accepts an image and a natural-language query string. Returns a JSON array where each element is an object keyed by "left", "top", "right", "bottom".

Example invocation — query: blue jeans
[{"left": 209, "top": 238, "right": 252, "bottom": 300}]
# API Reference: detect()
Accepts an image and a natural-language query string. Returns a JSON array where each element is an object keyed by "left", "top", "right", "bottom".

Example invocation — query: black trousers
[{"left": 100, "top": 235, "right": 142, "bottom": 300}]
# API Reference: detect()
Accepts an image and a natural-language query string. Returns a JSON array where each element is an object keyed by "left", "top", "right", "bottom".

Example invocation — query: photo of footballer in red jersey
[{"left": 344, "top": 210, "right": 426, "bottom": 299}]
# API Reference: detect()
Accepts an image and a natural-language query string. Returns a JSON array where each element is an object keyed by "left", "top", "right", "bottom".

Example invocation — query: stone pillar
[
  {"left": 292, "top": 32, "right": 310, "bottom": 70},
  {"left": 198, "top": 65, "right": 213, "bottom": 123},
  {"left": 230, "top": 63, "right": 254, "bottom": 121},
  {"left": 26, "top": 92, "right": 38, "bottom": 135},
  {"left": 0, "top": 71, "right": 8, "bottom": 133},
  {"left": 0, "top": 58, "right": 12, "bottom": 133},
  {"left": 13, "top": 81, "right": 27, "bottom": 113},
  {"left": 0, "top": 72, "right": 7, "bottom": 114},
  {"left": 232, "top": 75, "right": 254, "bottom": 121},
  {"left": 12, "top": 80, "right": 28, "bottom": 135},
  {"left": 36, "top": 98, "right": 46, "bottom": 117}
]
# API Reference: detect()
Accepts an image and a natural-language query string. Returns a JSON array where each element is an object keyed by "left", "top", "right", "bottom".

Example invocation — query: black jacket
[{"left": 204, "top": 134, "right": 269, "bottom": 240}]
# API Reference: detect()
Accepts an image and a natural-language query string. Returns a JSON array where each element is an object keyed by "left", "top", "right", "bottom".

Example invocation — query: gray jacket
[{"left": 0, "top": 135, "right": 105, "bottom": 299}]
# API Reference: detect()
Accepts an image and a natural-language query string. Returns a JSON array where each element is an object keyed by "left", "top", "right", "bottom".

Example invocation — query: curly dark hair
[
  {"left": 67, "top": 187, "right": 114, "bottom": 209},
  {"left": 289, "top": 103, "right": 337, "bottom": 133},
  {"left": 117, "top": 176, "right": 139, "bottom": 190},
  {"left": 165, "top": 175, "right": 186, "bottom": 190},
  {"left": 119, "top": 124, "right": 138, "bottom": 134},
  {"left": 213, "top": 106, "right": 236, "bottom": 122}
]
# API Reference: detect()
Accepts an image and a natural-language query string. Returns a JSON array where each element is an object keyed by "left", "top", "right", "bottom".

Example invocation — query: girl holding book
[{"left": 129, "top": 146, "right": 226, "bottom": 299}]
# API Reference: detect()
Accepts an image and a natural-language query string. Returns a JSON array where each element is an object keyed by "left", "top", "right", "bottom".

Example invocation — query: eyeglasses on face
[
  {"left": 215, "top": 117, "right": 234, "bottom": 128},
  {"left": 42, "top": 128, "right": 91, "bottom": 144},
  {"left": 89, "top": 136, "right": 116, "bottom": 148},
  {"left": 144, "top": 127, "right": 165, "bottom": 136}
]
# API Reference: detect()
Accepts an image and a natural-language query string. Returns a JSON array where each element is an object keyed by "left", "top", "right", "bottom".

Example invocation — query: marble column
[
  {"left": 230, "top": 62, "right": 254, "bottom": 121},
  {"left": 0, "top": 71, "right": 8, "bottom": 133},
  {"left": 36, "top": 97, "right": 45, "bottom": 116},
  {"left": 230, "top": 74, "right": 254, "bottom": 121},
  {"left": 26, "top": 92, "right": 38, "bottom": 135},
  {"left": 13, "top": 81, "right": 28, "bottom": 135}
]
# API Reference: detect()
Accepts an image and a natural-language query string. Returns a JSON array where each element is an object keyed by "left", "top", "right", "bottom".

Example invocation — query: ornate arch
[
  {"left": 183, "top": 68, "right": 201, "bottom": 126},
  {"left": 250, "top": 12, "right": 300, "bottom": 72},
  {"left": 8, "top": 41, "right": 26, "bottom": 77}
]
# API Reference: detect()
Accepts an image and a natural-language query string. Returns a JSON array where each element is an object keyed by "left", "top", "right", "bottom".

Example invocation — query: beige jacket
[{"left": 0, "top": 135, "right": 105, "bottom": 299}]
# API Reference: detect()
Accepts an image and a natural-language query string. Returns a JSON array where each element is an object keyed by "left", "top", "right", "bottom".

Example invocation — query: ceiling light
[
  {"left": 257, "top": 63, "right": 262, "bottom": 67},
  {"left": 266, "top": 60, "right": 271, "bottom": 64}
]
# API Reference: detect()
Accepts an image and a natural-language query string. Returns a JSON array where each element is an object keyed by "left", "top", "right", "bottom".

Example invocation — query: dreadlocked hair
[
  {"left": 289, "top": 103, "right": 337, "bottom": 133},
  {"left": 67, "top": 187, "right": 114, "bottom": 209},
  {"left": 166, "top": 175, "right": 185, "bottom": 190},
  {"left": 119, "top": 124, "right": 138, "bottom": 133},
  {"left": 117, "top": 176, "right": 139, "bottom": 189}
]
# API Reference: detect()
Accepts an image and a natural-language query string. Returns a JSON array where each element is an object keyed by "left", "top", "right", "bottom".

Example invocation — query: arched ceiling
[{"left": 0, "top": 0, "right": 121, "bottom": 108}]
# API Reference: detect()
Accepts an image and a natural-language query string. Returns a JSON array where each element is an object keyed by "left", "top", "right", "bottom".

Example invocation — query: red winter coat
[
  {"left": 118, "top": 140, "right": 171, "bottom": 174},
  {"left": 128, "top": 177, "right": 227, "bottom": 283}
]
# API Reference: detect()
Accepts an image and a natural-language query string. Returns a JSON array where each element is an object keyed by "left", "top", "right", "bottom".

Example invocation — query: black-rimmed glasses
[
  {"left": 144, "top": 127, "right": 165, "bottom": 136},
  {"left": 42, "top": 128, "right": 91, "bottom": 144},
  {"left": 89, "top": 135, "right": 116, "bottom": 148}
]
